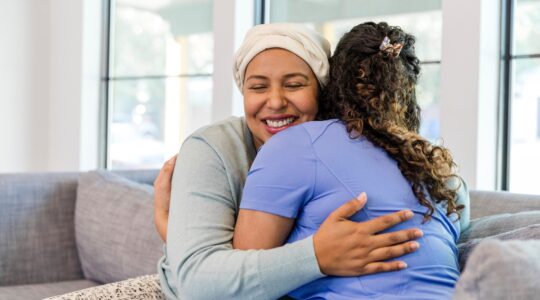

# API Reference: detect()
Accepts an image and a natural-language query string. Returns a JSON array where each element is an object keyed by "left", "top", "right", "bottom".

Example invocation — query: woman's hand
[
  {"left": 313, "top": 193, "right": 422, "bottom": 276},
  {"left": 154, "top": 155, "right": 177, "bottom": 242}
]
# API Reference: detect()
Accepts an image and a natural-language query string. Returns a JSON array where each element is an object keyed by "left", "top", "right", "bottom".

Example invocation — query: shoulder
[
  {"left": 185, "top": 117, "right": 255, "bottom": 158},
  {"left": 190, "top": 116, "right": 249, "bottom": 144},
  {"left": 264, "top": 119, "right": 341, "bottom": 150}
]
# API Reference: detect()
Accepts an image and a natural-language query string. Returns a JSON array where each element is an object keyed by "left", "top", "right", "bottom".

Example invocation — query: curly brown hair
[{"left": 318, "top": 22, "right": 463, "bottom": 220}]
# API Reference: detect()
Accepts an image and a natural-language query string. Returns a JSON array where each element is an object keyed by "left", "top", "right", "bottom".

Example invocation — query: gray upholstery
[
  {"left": 469, "top": 190, "right": 540, "bottom": 219},
  {"left": 1, "top": 169, "right": 539, "bottom": 299},
  {"left": 458, "top": 224, "right": 540, "bottom": 270},
  {"left": 0, "top": 170, "right": 159, "bottom": 287},
  {"left": 75, "top": 171, "right": 163, "bottom": 284},
  {"left": 0, "top": 173, "right": 83, "bottom": 286},
  {"left": 460, "top": 211, "right": 540, "bottom": 242},
  {"left": 0, "top": 279, "right": 98, "bottom": 300},
  {"left": 453, "top": 240, "right": 540, "bottom": 300}
]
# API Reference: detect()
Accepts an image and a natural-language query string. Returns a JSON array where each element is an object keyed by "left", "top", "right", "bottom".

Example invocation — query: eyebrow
[
  {"left": 244, "top": 73, "right": 310, "bottom": 82},
  {"left": 283, "top": 73, "right": 310, "bottom": 80}
]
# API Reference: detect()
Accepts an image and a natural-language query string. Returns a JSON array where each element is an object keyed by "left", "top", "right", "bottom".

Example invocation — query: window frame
[
  {"left": 100, "top": 0, "right": 214, "bottom": 170},
  {"left": 499, "top": 0, "right": 540, "bottom": 191}
]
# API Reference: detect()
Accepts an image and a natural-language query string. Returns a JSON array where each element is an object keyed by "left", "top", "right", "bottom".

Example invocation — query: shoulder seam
[{"left": 299, "top": 125, "right": 318, "bottom": 208}]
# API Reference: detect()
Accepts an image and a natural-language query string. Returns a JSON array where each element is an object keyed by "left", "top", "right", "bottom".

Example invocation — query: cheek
[
  {"left": 243, "top": 94, "right": 258, "bottom": 117},
  {"left": 298, "top": 89, "right": 319, "bottom": 117}
]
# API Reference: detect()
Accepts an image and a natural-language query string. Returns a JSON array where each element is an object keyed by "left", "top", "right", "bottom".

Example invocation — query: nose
[{"left": 266, "top": 86, "right": 288, "bottom": 111}]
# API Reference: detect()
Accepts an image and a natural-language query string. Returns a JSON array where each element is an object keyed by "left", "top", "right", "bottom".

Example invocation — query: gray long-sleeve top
[{"left": 157, "top": 117, "right": 324, "bottom": 300}]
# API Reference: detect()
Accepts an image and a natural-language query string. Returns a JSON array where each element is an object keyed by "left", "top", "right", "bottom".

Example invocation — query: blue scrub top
[{"left": 240, "top": 120, "right": 461, "bottom": 300}]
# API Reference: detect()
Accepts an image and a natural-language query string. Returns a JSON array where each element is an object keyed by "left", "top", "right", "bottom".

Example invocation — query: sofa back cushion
[
  {"left": 75, "top": 171, "right": 163, "bottom": 284},
  {"left": 470, "top": 190, "right": 540, "bottom": 219},
  {"left": 0, "top": 173, "right": 84, "bottom": 286}
]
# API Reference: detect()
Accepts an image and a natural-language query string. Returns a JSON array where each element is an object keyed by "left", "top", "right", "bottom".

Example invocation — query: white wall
[
  {"left": 440, "top": 0, "right": 500, "bottom": 190},
  {"left": 48, "top": 0, "right": 101, "bottom": 172},
  {"left": 0, "top": 0, "right": 102, "bottom": 173},
  {"left": 0, "top": 1, "right": 50, "bottom": 173}
]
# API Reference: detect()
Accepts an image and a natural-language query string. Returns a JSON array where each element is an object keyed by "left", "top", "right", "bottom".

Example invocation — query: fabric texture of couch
[
  {"left": 0, "top": 170, "right": 160, "bottom": 299},
  {"left": 1, "top": 170, "right": 540, "bottom": 300}
]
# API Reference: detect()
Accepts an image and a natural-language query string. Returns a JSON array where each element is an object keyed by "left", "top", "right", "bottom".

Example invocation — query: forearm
[
  {"left": 165, "top": 137, "right": 323, "bottom": 299},
  {"left": 167, "top": 195, "right": 324, "bottom": 299},
  {"left": 170, "top": 236, "right": 322, "bottom": 300},
  {"left": 233, "top": 209, "right": 294, "bottom": 250}
]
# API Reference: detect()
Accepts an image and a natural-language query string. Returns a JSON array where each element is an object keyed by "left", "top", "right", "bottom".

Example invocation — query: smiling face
[{"left": 243, "top": 48, "right": 319, "bottom": 149}]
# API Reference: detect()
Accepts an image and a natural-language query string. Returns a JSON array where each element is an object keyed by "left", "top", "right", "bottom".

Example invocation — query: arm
[
  {"left": 235, "top": 126, "right": 422, "bottom": 276},
  {"left": 165, "top": 137, "right": 322, "bottom": 300},
  {"left": 233, "top": 126, "right": 314, "bottom": 252},
  {"left": 234, "top": 210, "right": 294, "bottom": 250},
  {"left": 158, "top": 132, "right": 422, "bottom": 298}
]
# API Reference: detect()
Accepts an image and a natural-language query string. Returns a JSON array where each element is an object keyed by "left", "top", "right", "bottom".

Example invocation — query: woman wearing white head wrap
[
  {"left": 233, "top": 23, "right": 331, "bottom": 91},
  {"left": 155, "top": 23, "right": 420, "bottom": 300}
]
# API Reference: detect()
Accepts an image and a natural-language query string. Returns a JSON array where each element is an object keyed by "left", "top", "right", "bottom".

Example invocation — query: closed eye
[
  {"left": 285, "top": 83, "right": 305, "bottom": 89},
  {"left": 249, "top": 85, "right": 268, "bottom": 91}
]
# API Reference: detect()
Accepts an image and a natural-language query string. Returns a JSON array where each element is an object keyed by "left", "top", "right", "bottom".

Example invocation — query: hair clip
[
  {"left": 379, "top": 36, "right": 403, "bottom": 58},
  {"left": 379, "top": 36, "right": 391, "bottom": 51}
]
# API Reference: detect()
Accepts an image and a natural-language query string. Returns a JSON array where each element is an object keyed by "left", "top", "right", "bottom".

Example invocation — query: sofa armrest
[
  {"left": 0, "top": 173, "right": 84, "bottom": 286},
  {"left": 469, "top": 190, "right": 540, "bottom": 219}
]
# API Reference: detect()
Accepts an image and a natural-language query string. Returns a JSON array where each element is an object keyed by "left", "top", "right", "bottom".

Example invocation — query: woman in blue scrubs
[{"left": 234, "top": 22, "right": 469, "bottom": 300}]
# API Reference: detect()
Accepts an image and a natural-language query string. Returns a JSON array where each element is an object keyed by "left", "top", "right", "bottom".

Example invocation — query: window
[
  {"left": 503, "top": 0, "right": 540, "bottom": 193},
  {"left": 104, "top": 0, "right": 214, "bottom": 169},
  {"left": 261, "top": 0, "right": 443, "bottom": 142}
]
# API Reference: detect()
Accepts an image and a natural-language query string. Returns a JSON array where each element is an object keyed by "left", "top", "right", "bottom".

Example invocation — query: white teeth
[{"left": 265, "top": 117, "right": 295, "bottom": 128}]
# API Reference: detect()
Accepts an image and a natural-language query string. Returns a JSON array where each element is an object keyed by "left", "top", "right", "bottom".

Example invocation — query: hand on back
[
  {"left": 313, "top": 193, "right": 422, "bottom": 276},
  {"left": 153, "top": 157, "right": 421, "bottom": 275}
]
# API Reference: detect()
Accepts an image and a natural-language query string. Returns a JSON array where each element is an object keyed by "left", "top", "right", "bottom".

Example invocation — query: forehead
[{"left": 245, "top": 48, "right": 314, "bottom": 77}]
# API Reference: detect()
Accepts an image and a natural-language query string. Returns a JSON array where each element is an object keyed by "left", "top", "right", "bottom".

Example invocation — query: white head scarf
[{"left": 233, "top": 23, "right": 331, "bottom": 92}]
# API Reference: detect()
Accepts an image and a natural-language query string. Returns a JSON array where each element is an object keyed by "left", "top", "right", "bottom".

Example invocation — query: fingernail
[
  {"left": 410, "top": 242, "right": 419, "bottom": 250},
  {"left": 356, "top": 192, "right": 366, "bottom": 204},
  {"left": 415, "top": 230, "right": 424, "bottom": 238},
  {"left": 399, "top": 262, "right": 407, "bottom": 269},
  {"left": 405, "top": 211, "right": 413, "bottom": 218}
]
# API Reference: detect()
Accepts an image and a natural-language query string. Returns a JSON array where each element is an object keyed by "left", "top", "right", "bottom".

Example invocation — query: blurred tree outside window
[
  {"left": 265, "top": 0, "right": 443, "bottom": 142},
  {"left": 106, "top": 0, "right": 213, "bottom": 169}
]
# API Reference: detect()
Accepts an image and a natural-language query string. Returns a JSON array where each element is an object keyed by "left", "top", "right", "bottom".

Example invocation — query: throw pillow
[
  {"left": 75, "top": 171, "right": 163, "bottom": 284},
  {"left": 454, "top": 239, "right": 540, "bottom": 300}
]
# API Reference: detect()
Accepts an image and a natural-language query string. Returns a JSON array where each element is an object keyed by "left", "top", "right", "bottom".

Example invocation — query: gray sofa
[
  {"left": 0, "top": 170, "right": 161, "bottom": 300},
  {"left": 1, "top": 170, "right": 540, "bottom": 300}
]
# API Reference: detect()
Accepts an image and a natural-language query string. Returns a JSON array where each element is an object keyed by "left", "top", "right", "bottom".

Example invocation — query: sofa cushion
[
  {"left": 469, "top": 190, "right": 540, "bottom": 219},
  {"left": 457, "top": 210, "right": 540, "bottom": 270},
  {"left": 454, "top": 239, "right": 540, "bottom": 300},
  {"left": 459, "top": 210, "right": 540, "bottom": 242},
  {"left": 458, "top": 224, "right": 540, "bottom": 270},
  {"left": 0, "top": 279, "right": 98, "bottom": 300},
  {"left": 0, "top": 173, "right": 83, "bottom": 286},
  {"left": 75, "top": 171, "right": 163, "bottom": 284}
]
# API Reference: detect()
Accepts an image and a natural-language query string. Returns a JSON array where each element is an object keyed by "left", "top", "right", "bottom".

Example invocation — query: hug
[{"left": 2, "top": 4, "right": 540, "bottom": 300}]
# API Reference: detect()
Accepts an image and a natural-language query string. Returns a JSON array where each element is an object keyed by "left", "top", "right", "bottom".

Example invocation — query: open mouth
[{"left": 264, "top": 116, "right": 298, "bottom": 128}]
